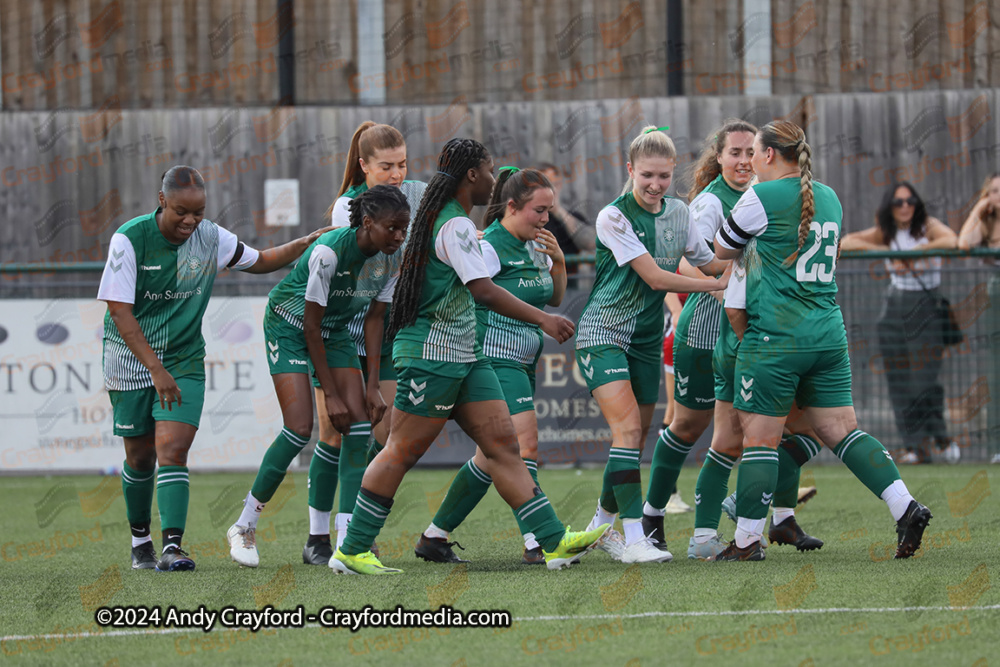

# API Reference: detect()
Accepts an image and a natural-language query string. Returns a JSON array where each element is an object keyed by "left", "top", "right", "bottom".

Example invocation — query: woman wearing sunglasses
[{"left": 841, "top": 182, "right": 957, "bottom": 464}]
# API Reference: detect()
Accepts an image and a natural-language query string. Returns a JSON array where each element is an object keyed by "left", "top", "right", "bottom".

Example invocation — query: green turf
[{"left": 1, "top": 464, "right": 996, "bottom": 666}]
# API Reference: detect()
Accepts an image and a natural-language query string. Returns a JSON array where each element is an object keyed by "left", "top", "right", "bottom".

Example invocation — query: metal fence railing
[
  {"left": 2, "top": 250, "right": 999, "bottom": 463},
  {"left": 837, "top": 250, "right": 1000, "bottom": 463}
]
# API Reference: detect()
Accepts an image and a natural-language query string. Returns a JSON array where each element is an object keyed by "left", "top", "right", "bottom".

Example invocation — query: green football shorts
[{"left": 575, "top": 344, "right": 662, "bottom": 405}]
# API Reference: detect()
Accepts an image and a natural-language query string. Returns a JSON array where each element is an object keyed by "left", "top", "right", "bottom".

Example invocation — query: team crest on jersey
[
  {"left": 187, "top": 257, "right": 203, "bottom": 273},
  {"left": 663, "top": 229, "right": 675, "bottom": 242}
]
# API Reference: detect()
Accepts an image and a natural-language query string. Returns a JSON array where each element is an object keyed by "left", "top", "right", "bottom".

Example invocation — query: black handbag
[{"left": 907, "top": 267, "right": 964, "bottom": 346}]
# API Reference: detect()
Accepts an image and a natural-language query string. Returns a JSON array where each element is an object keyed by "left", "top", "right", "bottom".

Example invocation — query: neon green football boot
[
  {"left": 543, "top": 524, "right": 610, "bottom": 570},
  {"left": 329, "top": 549, "right": 403, "bottom": 575}
]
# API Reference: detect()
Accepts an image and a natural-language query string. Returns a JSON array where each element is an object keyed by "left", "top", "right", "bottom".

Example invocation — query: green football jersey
[
  {"left": 332, "top": 180, "right": 426, "bottom": 356},
  {"left": 98, "top": 209, "right": 255, "bottom": 390},
  {"left": 393, "top": 199, "right": 490, "bottom": 364},
  {"left": 575, "top": 192, "right": 713, "bottom": 361},
  {"left": 268, "top": 227, "right": 391, "bottom": 339},
  {"left": 675, "top": 174, "right": 745, "bottom": 350},
  {"left": 715, "top": 177, "right": 846, "bottom": 353},
  {"left": 475, "top": 220, "right": 554, "bottom": 365}
]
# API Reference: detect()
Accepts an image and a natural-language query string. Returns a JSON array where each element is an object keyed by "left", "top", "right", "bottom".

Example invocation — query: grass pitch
[{"left": 1, "top": 464, "right": 997, "bottom": 666}]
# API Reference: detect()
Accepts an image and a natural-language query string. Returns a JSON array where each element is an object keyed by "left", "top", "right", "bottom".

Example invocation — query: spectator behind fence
[
  {"left": 958, "top": 173, "right": 1000, "bottom": 462},
  {"left": 537, "top": 162, "right": 596, "bottom": 258},
  {"left": 841, "top": 182, "right": 958, "bottom": 464}
]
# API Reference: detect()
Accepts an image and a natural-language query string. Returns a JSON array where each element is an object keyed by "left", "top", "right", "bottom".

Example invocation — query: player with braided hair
[
  {"left": 331, "top": 139, "right": 610, "bottom": 575},
  {"left": 227, "top": 185, "right": 411, "bottom": 568},
  {"left": 310, "top": 121, "right": 426, "bottom": 564},
  {"left": 411, "top": 167, "right": 569, "bottom": 566},
  {"left": 713, "top": 121, "right": 931, "bottom": 561}
]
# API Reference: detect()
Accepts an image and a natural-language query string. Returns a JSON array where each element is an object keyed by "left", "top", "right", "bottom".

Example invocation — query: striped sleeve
[{"left": 716, "top": 187, "right": 767, "bottom": 251}]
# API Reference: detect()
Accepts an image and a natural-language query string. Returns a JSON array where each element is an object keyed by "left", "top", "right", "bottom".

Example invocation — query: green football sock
[
  {"left": 834, "top": 429, "right": 901, "bottom": 497},
  {"left": 156, "top": 466, "right": 189, "bottom": 532},
  {"left": 694, "top": 449, "right": 737, "bottom": 530},
  {"left": 122, "top": 461, "right": 155, "bottom": 528},
  {"left": 338, "top": 422, "right": 372, "bottom": 514},
  {"left": 599, "top": 461, "right": 619, "bottom": 514},
  {"left": 366, "top": 434, "right": 384, "bottom": 466},
  {"left": 342, "top": 487, "right": 392, "bottom": 556},
  {"left": 513, "top": 493, "right": 565, "bottom": 552},
  {"left": 250, "top": 427, "right": 310, "bottom": 503},
  {"left": 734, "top": 447, "right": 779, "bottom": 521},
  {"left": 522, "top": 458, "right": 539, "bottom": 486},
  {"left": 646, "top": 428, "right": 694, "bottom": 509},
  {"left": 774, "top": 434, "right": 822, "bottom": 508},
  {"left": 431, "top": 459, "right": 493, "bottom": 533},
  {"left": 606, "top": 447, "right": 642, "bottom": 520},
  {"left": 308, "top": 441, "right": 339, "bottom": 511}
]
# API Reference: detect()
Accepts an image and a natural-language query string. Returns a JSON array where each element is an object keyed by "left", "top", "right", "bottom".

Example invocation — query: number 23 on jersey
[{"left": 796, "top": 221, "right": 839, "bottom": 283}]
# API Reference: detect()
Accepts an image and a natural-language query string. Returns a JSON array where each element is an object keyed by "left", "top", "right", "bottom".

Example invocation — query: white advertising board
[{"left": 0, "top": 298, "right": 281, "bottom": 472}]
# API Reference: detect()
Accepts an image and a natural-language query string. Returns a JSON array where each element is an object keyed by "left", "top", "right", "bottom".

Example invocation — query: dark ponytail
[
  {"left": 388, "top": 138, "right": 491, "bottom": 338},
  {"left": 482, "top": 168, "right": 553, "bottom": 228}
]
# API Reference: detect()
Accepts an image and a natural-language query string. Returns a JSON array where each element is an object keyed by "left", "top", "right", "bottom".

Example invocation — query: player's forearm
[
  {"left": 363, "top": 305, "right": 385, "bottom": 389},
  {"left": 246, "top": 237, "right": 311, "bottom": 273},
  {"left": 548, "top": 261, "right": 567, "bottom": 306},
  {"left": 304, "top": 324, "right": 336, "bottom": 398},
  {"left": 470, "top": 280, "right": 546, "bottom": 327},
  {"left": 726, "top": 308, "right": 748, "bottom": 341}
]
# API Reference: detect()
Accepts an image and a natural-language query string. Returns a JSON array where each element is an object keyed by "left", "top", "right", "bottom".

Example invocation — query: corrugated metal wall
[
  {"left": 2, "top": 0, "right": 998, "bottom": 110},
  {"left": 2, "top": 89, "right": 998, "bottom": 269}
]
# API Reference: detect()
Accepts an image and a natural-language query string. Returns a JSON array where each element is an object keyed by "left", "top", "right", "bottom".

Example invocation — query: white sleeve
[
  {"left": 434, "top": 217, "right": 491, "bottom": 284},
  {"left": 97, "top": 233, "right": 137, "bottom": 304},
  {"left": 304, "top": 245, "right": 338, "bottom": 307},
  {"left": 479, "top": 240, "right": 502, "bottom": 278},
  {"left": 723, "top": 259, "right": 747, "bottom": 309},
  {"left": 690, "top": 192, "right": 726, "bottom": 241},
  {"left": 595, "top": 206, "right": 648, "bottom": 266},
  {"left": 683, "top": 210, "right": 715, "bottom": 267},
  {"left": 330, "top": 196, "right": 352, "bottom": 228},
  {"left": 716, "top": 187, "right": 768, "bottom": 251},
  {"left": 376, "top": 272, "right": 398, "bottom": 303},
  {"left": 216, "top": 225, "right": 260, "bottom": 271}
]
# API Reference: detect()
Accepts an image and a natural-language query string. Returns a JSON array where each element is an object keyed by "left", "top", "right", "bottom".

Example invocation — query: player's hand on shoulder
[{"left": 307, "top": 226, "right": 335, "bottom": 244}]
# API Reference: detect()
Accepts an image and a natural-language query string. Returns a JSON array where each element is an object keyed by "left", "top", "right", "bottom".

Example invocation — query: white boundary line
[{"left": 2, "top": 604, "right": 998, "bottom": 643}]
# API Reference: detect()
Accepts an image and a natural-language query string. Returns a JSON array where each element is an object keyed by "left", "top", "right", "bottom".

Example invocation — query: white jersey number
[{"left": 796, "top": 221, "right": 839, "bottom": 283}]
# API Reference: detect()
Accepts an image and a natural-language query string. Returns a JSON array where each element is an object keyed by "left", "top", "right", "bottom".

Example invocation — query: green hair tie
[
  {"left": 644, "top": 126, "right": 671, "bottom": 134},
  {"left": 498, "top": 166, "right": 520, "bottom": 174}
]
